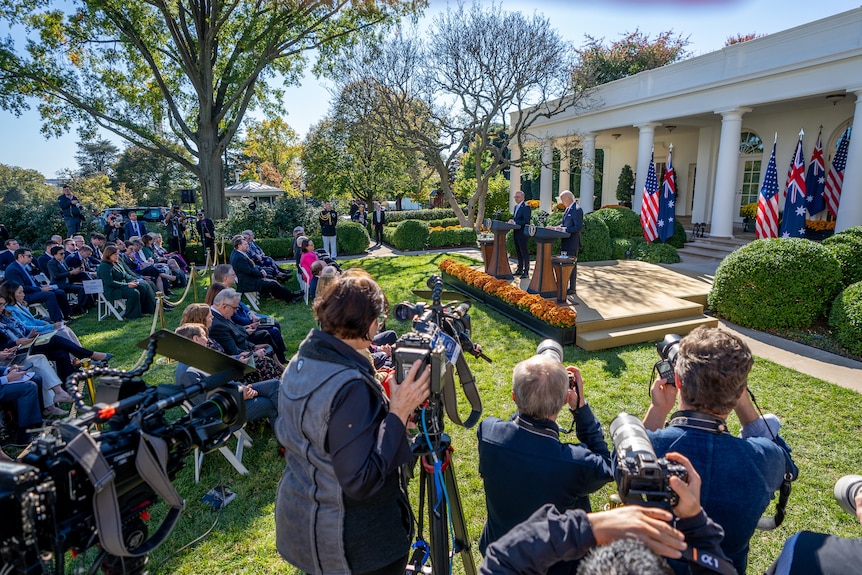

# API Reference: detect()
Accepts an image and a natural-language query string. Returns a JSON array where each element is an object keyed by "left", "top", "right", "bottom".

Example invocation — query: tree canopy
[
  {"left": 575, "top": 29, "right": 691, "bottom": 88},
  {"left": 0, "top": 0, "right": 423, "bottom": 218}
]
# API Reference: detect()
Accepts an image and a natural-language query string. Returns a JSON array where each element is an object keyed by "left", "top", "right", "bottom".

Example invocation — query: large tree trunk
[{"left": 198, "top": 126, "right": 227, "bottom": 219}]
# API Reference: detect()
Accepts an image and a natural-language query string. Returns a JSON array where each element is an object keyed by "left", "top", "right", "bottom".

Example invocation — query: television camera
[
  {"left": 0, "top": 330, "right": 252, "bottom": 575},
  {"left": 392, "top": 274, "right": 488, "bottom": 575}
]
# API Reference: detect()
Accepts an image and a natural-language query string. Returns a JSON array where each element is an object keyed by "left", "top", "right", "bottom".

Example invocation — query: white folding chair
[
  {"left": 83, "top": 279, "right": 126, "bottom": 321},
  {"left": 243, "top": 291, "right": 261, "bottom": 311},
  {"left": 299, "top": 266, "right": 311, "bottom": 305},
  {"left": 29, "top": 303, "right": 51, "bottom": 320}
]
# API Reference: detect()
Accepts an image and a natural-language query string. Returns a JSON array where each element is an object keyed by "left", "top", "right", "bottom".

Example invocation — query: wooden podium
[
  {"left": 487, "top": 220, "right": 518, "bottom": 279},
  {"left": 478, "top": 238, "right": 495, "bottom": 274},
  {"left": 527, "top": 227, "right": 570, "bottom": 297}
]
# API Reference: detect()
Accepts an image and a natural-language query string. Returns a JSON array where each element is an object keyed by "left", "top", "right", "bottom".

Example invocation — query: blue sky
[{"left": 1, "top": 0, "right": 858, "bottom": 178}]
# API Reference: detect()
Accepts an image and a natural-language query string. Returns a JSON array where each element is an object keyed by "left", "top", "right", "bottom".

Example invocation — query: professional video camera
[
  {"left": 0, "top": 330, "right": 252, "bottom": 575},
  {"left": 835, "top": 475, "right": 862, "bottom": 516},
  {"left": 610, "top": 412, "right": 688, "bottom": 508},
  {"left": 653, "top": 333, "right": 681, "bottom": 385},
  {"left": 392, "top": 274, "right": 488, "bottom": 430}
]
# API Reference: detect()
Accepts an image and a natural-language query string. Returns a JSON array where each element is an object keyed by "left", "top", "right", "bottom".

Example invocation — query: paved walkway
[{"left": 334, "top": 244, "right": 862, "bottom": 394}]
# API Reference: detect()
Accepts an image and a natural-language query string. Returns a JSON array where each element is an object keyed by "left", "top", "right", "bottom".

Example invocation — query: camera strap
[
  {"left": 666, "top": 410, "right": 729, "bottom": 435},
  {"left": 679, "top": 544, "right": 737, "bottom": 574},
  {"left": 62, "top": 425, "right": 184, "bottom": 557},
  {"left": 442, "top": 352, "right": 482, "bottom": 428}
]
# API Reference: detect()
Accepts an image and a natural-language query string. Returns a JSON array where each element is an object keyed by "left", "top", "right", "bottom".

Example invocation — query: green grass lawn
[{"left": 56, "top": 253, "right": 862, "bottom": 574}]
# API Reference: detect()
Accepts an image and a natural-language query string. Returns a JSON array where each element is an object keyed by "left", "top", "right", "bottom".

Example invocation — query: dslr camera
[
  {"left": 654, "top": 333, "right": 681, "bottom": 384},
  {"left": 610, "top": 412, "right": 688, "bottom": 507},
  {"left": 835, "top": 475, "right": 862, "bottom": 516},
  {"left": 536, "top": 338, "right": 574, "bottom": 389}
]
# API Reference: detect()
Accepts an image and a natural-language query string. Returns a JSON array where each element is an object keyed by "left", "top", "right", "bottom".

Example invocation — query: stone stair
[{"left": 677, "top": 236, "right": 751, "bottom": 262}]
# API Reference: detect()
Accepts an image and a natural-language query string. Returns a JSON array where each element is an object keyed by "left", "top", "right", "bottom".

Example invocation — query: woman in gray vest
[{"left": 275, "top": 269, "right": 430, "bottom": 575}]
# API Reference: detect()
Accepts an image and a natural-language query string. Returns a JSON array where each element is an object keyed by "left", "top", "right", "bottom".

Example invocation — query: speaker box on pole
[{"left": 180, "top": 189, "right": 196, "bottom": 204}]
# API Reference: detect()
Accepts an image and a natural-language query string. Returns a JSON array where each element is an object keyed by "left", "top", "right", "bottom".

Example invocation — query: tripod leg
[
  {"left": 427, "top": 466, "right": 450, "bottom": 575},
  {"left": 443, "top": 463, "right": 476, "bottom": 575}
]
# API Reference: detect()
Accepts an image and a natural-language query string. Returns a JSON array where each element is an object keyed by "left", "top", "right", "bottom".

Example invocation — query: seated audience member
[
  {"left": 0, "top": 238, "right": 20, "bottom": 269},
  {"left": 0, "top": 291, "right": 111, "bottom": 383},
  {"left": 174, "top": 323, "right": 278, "bottom": 424},
  {"left": 640, "top": 326, "right": 797, "bottom": 574},
  {"left": 298, "top": 237, "right": 319, "bottom": 282},
  {"left": 88, "top": 232, "right": 106, "bottom": 262},
  {"left": 150, "top": 233, "right": 188, "bottom": 271},
  {"left": 0, "top": 344, "right": 70, "bottom": 416},
  {"left": 96, "top": 245, "right": 158, "bottom": 319},
  {"left": 181, "top": 302, "right": 283, "bottom": 384},
  {"left": 315, "top": 265, "right": 340, "bottom": 300},
  {"left": 4, "top": 247, "right": 72, "bottom": 322},
  {"left": 206, "top": 268, "right": 287, "bottom": 363},
  {"left": 308, "top": 259, "right": 325, "bottom": 300},
  {"left": 127, "top": 239, "right": 177, "bottom": 296},
  {"left": 142, "top": 234, "right": 187, "bottom": 286},
  {"left": 480, "top": 453, "right": 736, "bottom": 575},
  {"left": 242, "top": 229, "right": 289, "bottom": 280},
  {"left": 46, "top": 245, "right": 92, "bottom": 310},
  {"left": 477, "top": 354, "right": 613, "bottom": 570},
  {"left": 292, "top": 227, "right": 305, "bottom": 270},
  {"left": 37, "top": 240, "right": 56, "bottom": 276},
  {"left": 1, "top": 281, "right": 92, "bottom": 349},
  {"left": 0, "top": 359, "right": 43, "bottom": 444},
  {"left": 229, "top": 235, "right": 298, "bottom": 304}
]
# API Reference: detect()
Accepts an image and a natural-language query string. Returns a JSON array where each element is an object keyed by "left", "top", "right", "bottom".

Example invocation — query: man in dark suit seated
[
  {"left": 173, "top": 323, "right": 278, "bottom": 425},
  {"left": 229, "top": 235, "right": 298, "bottom": 303},
  {"left": 0, "top": 238, "right": 19, "bottom": 270},
  {"left": 37, "top": 240, "right": 57, "bottom": 276},
  {"left": 4, "top": 248, "right": 72, "bottom": 322},
  {"left": 46, "top": 245, "right": 92, "bottom": 310},
  {"left": 123, "top": 211, "right": 148, "bottom": 240}
]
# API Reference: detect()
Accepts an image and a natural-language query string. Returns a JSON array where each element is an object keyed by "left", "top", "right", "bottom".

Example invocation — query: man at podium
[
  {"left": 558, "top": 191, "right": 583, "bottom": 295},
  {"left": 509, "top": 190, "right": 532, "bottom": 278}
]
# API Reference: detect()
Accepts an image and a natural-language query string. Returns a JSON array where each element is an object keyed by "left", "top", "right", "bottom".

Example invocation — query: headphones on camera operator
[{"left": 650, "top": 334, "right": 795, "bottom": 531}]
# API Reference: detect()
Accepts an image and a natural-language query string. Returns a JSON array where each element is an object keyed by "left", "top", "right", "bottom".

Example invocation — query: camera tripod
[{"left": 409, "top": 423, "right": 476, "bottom": 575}]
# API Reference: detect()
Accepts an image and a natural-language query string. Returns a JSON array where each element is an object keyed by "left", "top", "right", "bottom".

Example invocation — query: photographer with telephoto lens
[
  {"left": 477, "top": 339, "right": 612, "bottom": 573},
  {"left": 275, "top": 269, "right": 431, "bottom": 575},
  {"left": 764, "top": 475, "right": 862, "bottom": 574},
  {"left": 638, "top": 326, "right": 798, "bottom": 575}
]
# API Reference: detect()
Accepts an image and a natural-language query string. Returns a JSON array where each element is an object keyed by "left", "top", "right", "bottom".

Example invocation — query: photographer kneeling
[
  {"left": 477, "top": 353, "right": 613, "bottom": 569},
  {"left": 640, "top": 326, "right": 798, "bottom": 574},
  {"left": 275, "top": 269, "right": 431, "bottom": 575}
]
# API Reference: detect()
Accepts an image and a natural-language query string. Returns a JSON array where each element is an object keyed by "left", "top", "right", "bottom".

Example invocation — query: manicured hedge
[
  {"left": 427, "top": 227, "right": 477, "bottom": 248},
  {"left": 822, "top": 234, "right": 862, "bottom": 289},
  {"left": 579, "top": 213, "right": 613, "bottom": 262},
  {"left": 336, "top": 220, "right": 371, "bottom": 255},
  {"left": 391, "top": 220, "right": 430, "bottom": 251},
  {"left": 385, "top": 208, "right": 457, "bottom": 223},
  {"left": 709, "top": 238, "right": 843, "bottom": 329},
  {"left": 429, "top": 218, "right": 461, "bottom": 228},
  {"left": 667, "top": 219, "right": 687, "bottom": 249},
  {"left": 634, "top": 242, "right": 680, "bottom": 264},
  {"left": 592, "top": 207, "right": 643, "bottom": 239},
  {"left": 829, "top": 281, "right": 862, "bottom": 356}
]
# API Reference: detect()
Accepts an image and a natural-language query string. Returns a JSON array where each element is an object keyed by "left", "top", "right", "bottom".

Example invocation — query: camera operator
[
  {"left": 481, "top": 452, "right": 736, "bottom": 575},
  {"left": 764, "top": 478, "right": 862, "bottom": 574},
  {"left": 477, "top": 354, "right": 613, "bottom": 568},
  {"left": 639, "top": 326, "right": 797, "bottom": 574},
  {"left": 275, "top": 269, "right": 431, "bottom": 575}
]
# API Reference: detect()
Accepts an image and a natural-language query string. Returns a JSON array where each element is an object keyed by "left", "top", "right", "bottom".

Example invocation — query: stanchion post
[{"left": 191, "top": 263, "right": 198, "bottom": 303}]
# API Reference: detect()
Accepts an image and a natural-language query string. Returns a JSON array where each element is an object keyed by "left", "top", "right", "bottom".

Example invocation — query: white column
[
  {"left": 691, "top": 126, "right": 714, "bottom": 223},
  {"left": 579, "top": 133, "right": 597, "bottom": 214},
  {"left": 836, "top": 88, "right": 862, "bottom": 232},
  {"left": 710, "top": 108, "right": 751, "bottom": 238},
  {"left": 558, "top": 147, "right": 570, "bottom": 197},
  {"left": 509, "top": 143, "right": 521, "bottom": 211},
  {"left": 540, "top": 139, "right": 554, "bottom": 212},
  {"left": 634, "top": 123, "right": 660, "bottom": 213}
]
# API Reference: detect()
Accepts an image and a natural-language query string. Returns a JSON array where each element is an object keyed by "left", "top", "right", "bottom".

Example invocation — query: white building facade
[{"left": 514, "top": 8, "right": 862, "bottom": 235}]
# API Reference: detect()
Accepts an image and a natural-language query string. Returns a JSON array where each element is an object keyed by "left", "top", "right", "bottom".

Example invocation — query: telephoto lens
[{"left": 834, "top": 475, "right": 862, "bottom": 515}]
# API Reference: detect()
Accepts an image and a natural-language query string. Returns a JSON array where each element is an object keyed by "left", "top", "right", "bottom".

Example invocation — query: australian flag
[
  {"left": 806, "top": 130, "right": 826, "bottom": 216},
  {"left": 657, "top": 146, "right": 676, "bottom": 242},
  {"left": 779, "top": 133, "right": 807, "bottom": 238}
]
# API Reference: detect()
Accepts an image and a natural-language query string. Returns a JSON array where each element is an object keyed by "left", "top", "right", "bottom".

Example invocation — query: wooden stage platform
[{"left": 514, "top": 260, "right": 718, "bottom": 351}]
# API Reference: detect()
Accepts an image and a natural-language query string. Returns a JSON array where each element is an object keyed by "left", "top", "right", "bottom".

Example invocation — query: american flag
[
  {"left": 640, "top": 152, "right": 660, "bottom": 242},
  {"left": 756, "top": 141, "right": 780, "bottom": 239},
  {"left": 806, "top": 130, "right": 826, "bottom": 216},
  {"left": 779, "top": 134, "right": 807, "bottom": 238},
  {"left": 824, "top": 130, "right": 851, "bottom": 219},
  {"left": 657, "top": 146, "right": 676, "bottom": 242}
]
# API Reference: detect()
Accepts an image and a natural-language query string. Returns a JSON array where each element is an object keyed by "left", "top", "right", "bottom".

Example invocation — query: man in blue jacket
[
  {"left": 557, "top": 190, "right": 583, "bottom": 295},
  {"left": 477, "top": 354, "right": 613, "bottom": 574}
]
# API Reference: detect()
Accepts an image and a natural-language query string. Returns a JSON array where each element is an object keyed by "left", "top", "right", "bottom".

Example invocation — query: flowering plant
[
  {"left": 526, "top": 199, "right": 541, "bottom": 208},
  {"left": 438, "top": 259, "right": 577, "bottom": 328},
  {"left": 805, "top": 219, "right": 836, "bottom": 232},
  {"left": 531, "top": 210, "right": 549, "bottom": 227}
]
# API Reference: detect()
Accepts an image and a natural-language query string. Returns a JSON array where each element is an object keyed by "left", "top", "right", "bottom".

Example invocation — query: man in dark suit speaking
[
  {"left": 558, "top": 190, "right": 584, "bottom": 296},
  {"left": 509, "top": 190, "right": 532, "bottom": 278}
]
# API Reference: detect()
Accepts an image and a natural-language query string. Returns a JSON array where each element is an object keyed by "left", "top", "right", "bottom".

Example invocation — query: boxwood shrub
[
  {"left": 391, "top": 220, "right": 430, "bottom": 251},
  {"left": 385, "top": 208, "right": 456, "bottom": 223},
  {"left": 428, "top": 227, "right": 477, "bottom": 248},
  {"left": 429, "top": 218, "right": 461, "bottom": 228},
  {"left": 709, "top": 238, "right": 843, "bottom": 329},
  {"left": 611, "top": 238, "right": 632, "bottom": 260},
  {"left": 822, "top": 234, "right": 862, "bottom": 289},
  {"left": 829, "top": 281, "right": 862, "bottom": 356},
  {"left": 666, "top": 219, "right": 687, "bottom": 248},
  {"left": 634, "top": 242, "right": 680, "bottom": 264},
  {"left": 592, "top": 206, "right": 643, "bottom": 239},
  {"left": 836, "top": 225, "right": 862, "bottom": 240},
  {"left": 579, "top": 213, "right": 613, "bottom": 262},
  {"left": 335, "top": 220, "right": 370, "bottom": 255}
]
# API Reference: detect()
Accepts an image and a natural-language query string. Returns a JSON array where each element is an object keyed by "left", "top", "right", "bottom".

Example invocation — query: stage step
[
  {"left": 575, "top": 299, "right": 705, "bottom": 334},
  {"left": 576, "top": 315, "right": 719, "bottom": 351}
]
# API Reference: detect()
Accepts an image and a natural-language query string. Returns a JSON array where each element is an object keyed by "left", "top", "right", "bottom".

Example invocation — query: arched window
[{"left": 739, "top": 131, "right": 764, "bottom": 155}]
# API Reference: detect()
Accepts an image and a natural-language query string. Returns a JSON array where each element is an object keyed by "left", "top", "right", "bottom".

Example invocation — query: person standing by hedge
[
  {"left": 372, "top": 201, "right": 386, "bottom": 247},
  {"left": 319, "top": 200, "right": 338, "bottom": 259}
]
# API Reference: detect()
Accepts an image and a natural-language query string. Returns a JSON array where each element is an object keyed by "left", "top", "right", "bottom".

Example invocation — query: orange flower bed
[
  {"left": 439, "top": 259, "right": 577, "bottom": 328},
  {"left": 805, "top": 219, "right": 836, "bottom": 231},
  {"left": 526, "top": 199, "right": 541, "bottom": 208}
]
